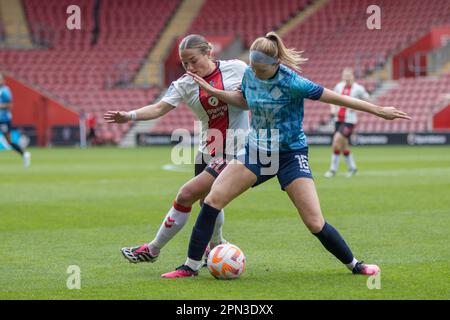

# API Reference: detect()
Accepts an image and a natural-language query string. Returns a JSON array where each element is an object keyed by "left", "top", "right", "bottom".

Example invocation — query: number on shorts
[{"left": 295, "top": 155, "right": 309, "bottom": 170}]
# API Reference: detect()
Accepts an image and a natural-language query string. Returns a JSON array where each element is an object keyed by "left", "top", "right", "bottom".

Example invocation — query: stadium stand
[
  {"left": 188, "top": 0, "right": 312, "bottom": 47},
  {"left": 134, "top": 0, "right": 205, "bottom": 87},
  {"left": 149, "top": 102, "right": 198, "bottom": 135},
  {"left": 0, "top": 0, "right": 33, "bottom": 48},
  {"left": 0, "top": 0, "right": 180, "bottom": 143},
  {"left": 0, "top": 0, "right": 449, "bottom": 144},
  {"left": 358, "top": 71, "right": 450, "bottom": 132},
  {"left": 283, "top": 0, "right": 450, "bottom": 132},
  {"left": 0, "top": 18, "right": 4, "bottom": 44},
  {"left": 150, "top": 0, "right": 313, "bottom": 136},
  {"left": 151, "top": 0, "right": 449, "bottom": 136}
]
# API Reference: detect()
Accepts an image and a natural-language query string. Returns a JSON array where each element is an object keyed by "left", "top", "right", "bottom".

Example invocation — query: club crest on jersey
[
  {"left": 208, "top": 96, "right": 219, "bottom": 107},
  {"left": 209, "top": 80, "right": 215, "bottom": 87}
]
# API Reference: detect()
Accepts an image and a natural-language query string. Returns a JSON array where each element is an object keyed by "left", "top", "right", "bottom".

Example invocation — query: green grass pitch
[{"left": 0, "top": 146, "right": 449, "bottom": 300}]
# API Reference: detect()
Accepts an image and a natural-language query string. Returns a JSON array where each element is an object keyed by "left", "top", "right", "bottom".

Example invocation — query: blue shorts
[
  {"left": 236, "top": 145, "right": 313, "bottom": 190},
  {"left": 0, "top": 121, "right": 11, "bottom": 135}
]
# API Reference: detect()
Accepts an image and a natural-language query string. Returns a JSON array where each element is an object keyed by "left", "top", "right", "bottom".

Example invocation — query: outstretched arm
[
  {"left": 103, "top": 101, "right": 174, "bottom": 123},
  {"left": 319, "top": 88, "right": 411, "bottom": 120},
  {"left": 187, "top": 71, "right": 248, "bottom": 110}
]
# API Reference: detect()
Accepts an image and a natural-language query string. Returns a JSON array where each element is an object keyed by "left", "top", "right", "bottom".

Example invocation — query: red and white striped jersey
[
  {"left": 333, "top": 81, "right": 370, "bottom": 124},
  {"left": 162, "top": 60, "right": 249, "bottom": 155}
]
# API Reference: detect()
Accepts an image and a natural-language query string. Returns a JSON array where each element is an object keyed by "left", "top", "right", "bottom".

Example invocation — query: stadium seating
[
  {"left": 1, "top": 0, "right": 449, "bottom": 142},
  {"left": 188, "top": 0, "right": 312, "bottom": 47},
  {"left": 150, "top": 102, "right": 198, "bottom": 135},
  {"left": 150, "top": 0, "right": 313, "bottom": 135},
  {"left": 284, "top": 0, "right": 450, "bottom": 86},
  {"left": 282, "top": 0, "right": 450, "bottom": 132},
  {"left": 357, "top": 72, "right": 450, "bottom": 132},
  {"left": 152, "top": 0, "right": 450, "bottom": 136},
  {"left": 0, "top": 19, "right": 4, "bottom": 43},
  {"left": 0, "top": 0, "right": 180, "bottom": 143}
]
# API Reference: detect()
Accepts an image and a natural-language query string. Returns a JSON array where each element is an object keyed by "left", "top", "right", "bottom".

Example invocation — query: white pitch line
[
  {"left": 353, "top": 167, "right": 450, "bottom": 177},
  {"left": 162, "top": 164, "right": 191, "bottom": 172}
]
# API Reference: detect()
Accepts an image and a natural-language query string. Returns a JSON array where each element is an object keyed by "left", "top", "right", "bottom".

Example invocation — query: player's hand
[
  {"left": 103, "top": 111, "right": 131, "bottom": 123},
  {"left": 377, "top": 107, "right": 411, "bottom": 120},
  {"left": 187, "top": 71, "right": 217, "bottom": 95}
]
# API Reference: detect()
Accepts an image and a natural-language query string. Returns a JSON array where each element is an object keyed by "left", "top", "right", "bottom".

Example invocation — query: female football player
[
  {"left": 0, "top": 73, "right": 31, "bottom": 167},
  {"left": 161, "top": 32, "right": 410, "bottom": 278},
  {"left": 324, "top": 68, "right": 370, "bottom": 178},
  {"left": 104, "top": 34, "right": 249, "bottom": 263}
]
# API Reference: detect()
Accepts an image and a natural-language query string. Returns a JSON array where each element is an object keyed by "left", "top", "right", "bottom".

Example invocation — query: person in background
[
  {"left": 0, "top": 73, "right": 30, "bottom": 167},
  {"left": 325, "top": 68, "right": 370, "bottom": 178},
  {"left": 87, "top": 112, "right": 97, "bottom": 146}
]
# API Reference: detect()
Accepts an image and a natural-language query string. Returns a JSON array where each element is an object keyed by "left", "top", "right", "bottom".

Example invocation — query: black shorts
[
  {"left": 335, "top": 122, "right": 354, "bottom": 139},
  {"left": 0, "top": 121, "right": 11, "bottom": 135},
  {"left": 88, "top": 128, "right": 96, "bottom": 138},
  {"left": 194, "top": 152, "right": 229, "bottom": 178}
]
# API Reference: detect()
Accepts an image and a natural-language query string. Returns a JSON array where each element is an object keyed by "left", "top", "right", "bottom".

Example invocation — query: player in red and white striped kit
[
  {"left": 104, "top": 34, "right": 249, "bottom": 264},
  {"left": 325, "top": 68, "right": 370, "bottom": 178}
]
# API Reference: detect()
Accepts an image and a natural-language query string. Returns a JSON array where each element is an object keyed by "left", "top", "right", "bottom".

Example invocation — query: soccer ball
[{"left": 206, "top": 243, "right": 246, "bottom": 280}]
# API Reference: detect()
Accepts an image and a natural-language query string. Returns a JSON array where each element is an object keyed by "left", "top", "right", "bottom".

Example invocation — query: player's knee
[
  {"left": 175, "top": 186, "right": 196, "bottom": 207},
  {"left": 204, "top": 191, "right": 226, "bottom": 209},
  {"left": 304, "top": 217, "right": 325, "bottom": 234}
]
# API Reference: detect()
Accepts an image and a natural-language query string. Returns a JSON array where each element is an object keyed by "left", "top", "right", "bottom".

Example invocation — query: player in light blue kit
[
  {"left": 162, "top": 32, "right": 411, "bottom": 278},
  {"left": 0, "top": 73, "right": 30, "bottom": 167}
]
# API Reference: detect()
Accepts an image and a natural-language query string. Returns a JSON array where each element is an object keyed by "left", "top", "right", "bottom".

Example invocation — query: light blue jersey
[
  {"left": 0, "top": 85, "right": 12, "bottom": 123},
  {"left": 242, "top": 64, "right": 323, "bottom": 152}
]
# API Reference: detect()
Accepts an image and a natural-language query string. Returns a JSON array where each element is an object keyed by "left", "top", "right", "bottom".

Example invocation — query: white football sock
[
  {"left": 185, "top": 258, "right": 204, "bottom": 271},
  {"left": 330, "top": 153, "right": 340, "bottom": 172},
  {"left": 210, "top": 209, "right": 225, "bottom": 246},
  {"left": 149, "top": 202, "right": 191, "bottom": 250},
  {"left": 345, "top": 153, "right": 356, "bottom": 170},
  {"left": 346, "top": 258, "right": 359, "bottom": 271}
]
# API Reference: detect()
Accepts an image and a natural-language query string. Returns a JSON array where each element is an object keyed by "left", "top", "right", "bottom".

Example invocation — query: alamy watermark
[
  {"left": 66, "top": 5, "right": 81, "bottom": 30},
  {"left": 367, "top": 5, "right": 381, "bottom": 30},
  {"left": 66, "top": 265, "right": 81, "bottom": 289},
  {"left": 366, "top": 272, "right": 381, "bottom": 290}
]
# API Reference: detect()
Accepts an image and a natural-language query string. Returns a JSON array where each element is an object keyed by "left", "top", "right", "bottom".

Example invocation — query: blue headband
[{"left": 249, "top": 50, "right": 278, "bottom": 65}]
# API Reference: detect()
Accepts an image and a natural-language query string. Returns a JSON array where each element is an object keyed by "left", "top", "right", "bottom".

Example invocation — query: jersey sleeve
[
  {"left": 241, "top": 67, "right": 251, "bottom": 100},
  {"left": 333, "top": 83, "right": 340, "bottom": 94},
  {"left": 232, "top": 60, "right": 247, "bottom": 89},
  {"left": 1, "top": 87, "right": 12, "bottom": 103},
  {"left": 223, "top": 60, "right": 247, "bottom": 92},
  {"left": 291, "top": 75, "right": 324, "bottom": 100},
  {"left": 358, "top": 85, "right": 370, "bottom": 100},
  {"left": 161, "top": 81, "right": 183, "bottom": 107}
]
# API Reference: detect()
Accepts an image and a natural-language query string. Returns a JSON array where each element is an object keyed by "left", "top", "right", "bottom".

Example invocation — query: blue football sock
[
  {"left": 188, "top": 203, "right": 221, "bottom": 261},
  {"left": 10, "top": 143, "right": 24, "bottom": 156},
  {"left": 313, "top": 222, "right": 354, "bottom": 264}
]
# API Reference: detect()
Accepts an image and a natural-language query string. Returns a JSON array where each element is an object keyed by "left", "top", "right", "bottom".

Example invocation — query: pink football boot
[
  {"left": 161, "top": 265, "right": 198, "bottom": 278},
  {"left": 352, "top": 261, "right": 381, "bottom": 275}
]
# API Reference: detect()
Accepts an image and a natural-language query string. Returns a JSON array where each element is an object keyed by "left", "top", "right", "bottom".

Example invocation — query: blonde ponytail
[{"left": 250, "top": 31, "right": 307, "bottom": 71}]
